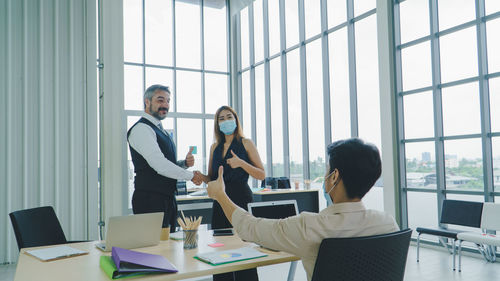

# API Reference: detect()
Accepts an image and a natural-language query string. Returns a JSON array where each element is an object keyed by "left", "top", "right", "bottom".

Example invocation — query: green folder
[{"left": 100, "top": 256, "right": 147, "bottom": 279}]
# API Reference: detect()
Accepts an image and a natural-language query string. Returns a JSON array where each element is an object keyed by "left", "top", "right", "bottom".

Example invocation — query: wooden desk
[{"left": 14, "top": 229, "right": 299, "bottom": 281}]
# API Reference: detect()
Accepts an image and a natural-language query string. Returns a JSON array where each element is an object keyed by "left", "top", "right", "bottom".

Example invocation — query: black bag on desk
[{"left": 276, "top": 177, "right": 291, "bottom": 189}]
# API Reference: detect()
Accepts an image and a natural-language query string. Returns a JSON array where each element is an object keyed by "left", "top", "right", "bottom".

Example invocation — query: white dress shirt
[
  {"left": 232, "top": 201, "right": 400, "bottom": 281},
  {"left": 128, "top": 112, "right": 193, "bottom": 181}
]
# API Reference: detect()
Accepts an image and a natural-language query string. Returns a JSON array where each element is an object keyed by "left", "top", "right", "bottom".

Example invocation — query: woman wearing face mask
[{"left": 199, "top": 105, "right": 265, "bottom": 281}]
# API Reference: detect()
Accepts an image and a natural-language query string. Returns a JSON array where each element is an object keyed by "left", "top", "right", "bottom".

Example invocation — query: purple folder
[{"left": 111, "top": 247, "right": 178, "bottom": 273}]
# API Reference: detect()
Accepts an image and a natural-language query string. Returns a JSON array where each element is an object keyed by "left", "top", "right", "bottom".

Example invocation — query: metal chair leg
[
  {"left": 417, "top": 233, "right": 421, "bottom": 262},
  {"left": 458, "top": 240, "right": 462, "bottom": 272},
  {"left": 452, "top": 239, "right": 456, "bottom": 271}
]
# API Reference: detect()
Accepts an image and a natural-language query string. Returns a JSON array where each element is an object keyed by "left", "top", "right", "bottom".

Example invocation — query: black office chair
[
  {"left": 311, "top": 229, "right": 412, "bottom": 281},
  {"left": 9, "top": 206, "right": 84, "bottom": 250},
  {"left": 415, "top": 199, "right": 483, "bottom": 270}
]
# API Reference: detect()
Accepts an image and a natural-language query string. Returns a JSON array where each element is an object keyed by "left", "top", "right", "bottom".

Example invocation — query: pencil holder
[{"left": 183, "top": 229, "right": 198, "bottom": 249}]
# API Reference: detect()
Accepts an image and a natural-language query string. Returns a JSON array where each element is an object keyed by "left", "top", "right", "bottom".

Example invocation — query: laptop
[
  {"left": 247, "top": 200, "right": 299, "bottom": 219},
  {"left": 247, "top": 200, "right": 299, "bottom": 251},
  {"left": 96, "top": 212, "right": 164, "bottom": 252}
]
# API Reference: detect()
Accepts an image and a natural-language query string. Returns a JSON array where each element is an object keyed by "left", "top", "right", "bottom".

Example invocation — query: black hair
[{"left": 327, "top": 138, "right": 381, "bottom": 199}]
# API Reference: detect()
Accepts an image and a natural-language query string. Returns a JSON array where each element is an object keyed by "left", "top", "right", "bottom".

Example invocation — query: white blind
[{"left": 0, "top": 0, "right": 98, "bottom": 263}]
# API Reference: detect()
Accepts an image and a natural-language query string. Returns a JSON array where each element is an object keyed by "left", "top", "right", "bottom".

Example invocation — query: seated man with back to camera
[{"left": 207, "top": 138, "right": 400, "bottom": 281}]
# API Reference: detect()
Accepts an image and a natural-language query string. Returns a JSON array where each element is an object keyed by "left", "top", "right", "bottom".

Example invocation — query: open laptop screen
[{"left": 247, "top": 200, "right": 298, "bottom": 219}]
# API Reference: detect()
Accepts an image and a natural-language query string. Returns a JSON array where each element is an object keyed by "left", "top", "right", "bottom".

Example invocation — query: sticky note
[{"left": 208, "top": 243, "right": 225, "bottom": 248}]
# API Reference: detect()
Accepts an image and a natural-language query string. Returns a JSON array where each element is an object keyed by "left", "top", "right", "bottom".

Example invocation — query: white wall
[{"left": 0, "top": 0, "right": 98, "bottom": 263}]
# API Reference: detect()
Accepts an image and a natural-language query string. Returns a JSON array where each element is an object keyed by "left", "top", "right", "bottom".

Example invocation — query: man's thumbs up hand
[{"left": 185, "top": 147, "right": 195, "bottom": 167}]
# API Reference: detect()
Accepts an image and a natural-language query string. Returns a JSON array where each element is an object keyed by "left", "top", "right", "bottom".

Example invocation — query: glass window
[
  {"left": 241, "top": 71, "right": 252, "bottom": 139},
  {"left": 398, "top": 0, "right": 429, "bottom": 44},
  {"left": 304, "top": 0, "right": 321, "bottom": 40},
  {"left": 287, "top": 49, "right": 303, "bottom": 184},
  {"left": 124, "top": 65, "right": 144, "bottom": 110},
  {"left": 177, "top": 118, "right": 203, "bottom": 189},
  {"left": 486, "top": 0, "right": 500, "bottom": 15},
  {"left": 493, "top": 137, "right": 500, "bottom": 192},
  {"left": 268, "top": 0, "right": 281, "bottom": 56},
  {"left": 176, "top": 70, "right": 201, "bottom": 113},
  {"left": 363, "top": 186, "right": 384, "bottom": 211},
  {"left": 329, "top": 28, "right": 351, "bottom": 141},
  {"left": 439, "top": 26, "right": 478, "bottom": 83},
  {"left": 306, "top": 39, "right": 325, "bottom": 181},
  {"left": 204, "top": 3, "right": 228, "bottom": 72},
  {"left": 124, "top": 0, "right": 142, "bottom": 63},
  {"left": 353, "top": 0, "right": 376, "bottom": 17},
  {"left": 145, "top": 0, "right": 172, "bottom": 66},
  {"left": 401, "top": 41, "right": 432, "bottom": 91},
  {"left": 255, "top": 65, "right": 267, "bottom": 167},
  {"left": 253, "top": 0, "right": 264, "bottom": 63},
  {"left": 175, "top": 0, "right": 201, "bottom": 69},
  {"left": 285, "top": 0, "right": 299, "bottom": 48},
  {"left": 355, "top": 15, "right": 381, "bottom": 149},
  {"left": 487, "top": 18, "right": 500, "bottom": 74},
  {"left": 403, "top": 92, "right": 434, "bottom": 139},
  {"left": 270, "top": 58, "right": 283, "bottom": 176},
  {"left": 327, "top": 0, "right": 346, "bottom": 28},
  {"left": 407, "top": 192, "right": 439, "bottom": 241},
  {"left": 240, "top": 7, "right": 250, "bottom": 69},
  {"left": 145, "top": 67, "right": 173, "bottom": 88},
  {"left": 405, "top": 142, "right": 436, "bottom": 189},
  {"left": 441, "top": 82, "right": 481, "bottom": 136},
  {"left": 444, "top": 138, "right": 484, "bottom": 191},
  {"left": 490, "top": 78, "right": 500, "bottom": 133},
  {"left": 205, "top": 73, "right": 228, "bottom": 114},
  {"left": 438, "top": 0, "right": 476, "bottom": 31}
]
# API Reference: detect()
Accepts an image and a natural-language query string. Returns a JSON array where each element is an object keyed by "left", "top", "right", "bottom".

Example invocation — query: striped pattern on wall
[{"left": 0, "top": 0, "right": 98, "bottom": 263}]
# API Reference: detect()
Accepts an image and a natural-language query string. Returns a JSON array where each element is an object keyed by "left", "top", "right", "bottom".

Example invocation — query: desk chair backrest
[
  {"left": 440, "top": 200, "right": 483, "bottom": 228},
  {"left": 9, "top": 206, "right": 67, "bottom": 250},
  {"left": 311, "top": 229, "right": 412, "bottom": 281},
  {"left": 480, "top": 203, "right": 500, "bottom": 231}
]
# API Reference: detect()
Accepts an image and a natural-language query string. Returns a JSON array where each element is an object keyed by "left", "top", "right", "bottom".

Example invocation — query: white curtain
[{"left": 0, "top": 0, "right": 98, "bottom": 263}]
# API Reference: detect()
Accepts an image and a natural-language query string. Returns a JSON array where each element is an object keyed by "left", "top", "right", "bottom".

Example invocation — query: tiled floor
[{"left": 2, "top": 244, "right": 499, "bottom": 281}]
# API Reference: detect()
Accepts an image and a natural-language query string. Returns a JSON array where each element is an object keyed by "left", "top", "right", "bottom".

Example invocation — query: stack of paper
[{"left": 100, "top": 247, "right": 177, "bottom": 279}]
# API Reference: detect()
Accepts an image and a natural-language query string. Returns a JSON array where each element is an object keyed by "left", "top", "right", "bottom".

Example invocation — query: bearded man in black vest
[{"left": 127, "top": 84, "right": 203, "bottom": 234}]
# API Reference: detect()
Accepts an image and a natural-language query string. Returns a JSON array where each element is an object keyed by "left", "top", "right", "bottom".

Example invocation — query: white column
[
  {"left": 377, "top": 0, "right": 400, "bottom": 223},
  {"left": 100, "top": 0, "right": 125, "bottom": 224}
]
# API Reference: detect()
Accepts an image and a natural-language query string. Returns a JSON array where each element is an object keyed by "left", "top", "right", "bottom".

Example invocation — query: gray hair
[{"left": 144, "top": 84, "right": 170, "bottom": 109}]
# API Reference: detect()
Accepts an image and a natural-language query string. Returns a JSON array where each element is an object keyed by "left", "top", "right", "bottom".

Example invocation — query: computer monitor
[{"left": 247, "top": 200, "right": 298, "bottom": 219}]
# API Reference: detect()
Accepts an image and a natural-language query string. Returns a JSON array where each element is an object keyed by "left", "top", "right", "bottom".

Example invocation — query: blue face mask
[
  {"left": 323, "top": 182, "right": 333, "bottom": 207},
  {"left": 219, "top": 120, "right": 237, "bottom": 135},
  {"left": 323, "top": 170, "right": 337, "bottom": 207}
]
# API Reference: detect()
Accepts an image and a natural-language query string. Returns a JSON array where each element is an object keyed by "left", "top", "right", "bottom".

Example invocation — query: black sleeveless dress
[{"left": 210, "top": 138, "right": 253, "bottom": 229}]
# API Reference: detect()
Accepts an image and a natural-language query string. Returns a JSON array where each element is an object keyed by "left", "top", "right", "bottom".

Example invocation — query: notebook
[
  {"left": 195, "top": 247, "right": 267, "bottom": 265},
  {"left": 247, "top": 200, "right": 299, "bottom": 219},
  {"left": 25, "top": 245, "right": 88, "bottom": 262},
  {"left": 96, "top": 212, "right": 163, "bottom": 252}
]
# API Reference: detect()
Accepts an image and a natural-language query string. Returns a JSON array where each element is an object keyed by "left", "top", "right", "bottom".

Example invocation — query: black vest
[{"left": 127, "top": 117, "right": 177, "bottom": 196}]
